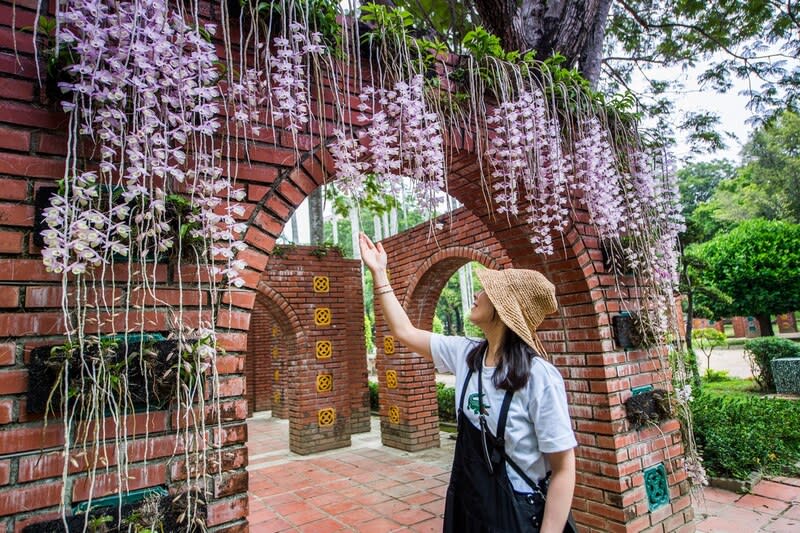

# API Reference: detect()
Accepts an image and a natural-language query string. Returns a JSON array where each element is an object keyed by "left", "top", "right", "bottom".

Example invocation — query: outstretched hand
[{"left": 359, "top": 232, "right": 387, "bottom": 273}]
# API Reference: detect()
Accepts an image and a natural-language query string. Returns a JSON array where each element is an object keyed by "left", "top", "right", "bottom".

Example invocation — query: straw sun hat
[{"left": 476, "top": 268, "right": 558, "bottom": 357}]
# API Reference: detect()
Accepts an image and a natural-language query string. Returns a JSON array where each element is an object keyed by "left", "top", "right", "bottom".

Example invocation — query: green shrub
[
  {"left": 744, "top": 337, "right": 800, "bottom": 391},
  {"left": 368, "top": 380, "right": 379, "bottom": 411},
  {"left": 437, "top": 383, "right": 456, "bottom": 423},
  {"left": 703, "top": 369, "right": 731, "bottom": 382},
  {"left": 690, "top": 392, "right": 800, "bottom": 480}
]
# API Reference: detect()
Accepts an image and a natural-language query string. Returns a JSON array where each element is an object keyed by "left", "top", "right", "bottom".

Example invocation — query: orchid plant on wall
[{"left": 37, "top": 0, "right": 250, "bottom": 527}]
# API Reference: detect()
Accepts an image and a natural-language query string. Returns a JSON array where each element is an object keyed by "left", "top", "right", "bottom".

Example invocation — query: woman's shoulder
[
  {"left": 527, "top": 356, "right": 566, "bottom": 388},
  {"left": 432, "top": 333, "right": 483, "bottom": 351}
]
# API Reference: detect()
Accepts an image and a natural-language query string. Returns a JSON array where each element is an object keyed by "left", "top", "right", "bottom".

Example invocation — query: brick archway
[
  {"left": 0, "top": 2, "right": 691, "bottom": 527},
  {"left": 372, "top": 209, "right": 512, "bottom": 451},
  {"left": 246, "top": 283, "right": 306, "bottom": 419}
]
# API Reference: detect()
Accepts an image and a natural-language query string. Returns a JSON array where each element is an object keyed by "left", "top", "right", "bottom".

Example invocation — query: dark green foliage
[
  {"left": 690, "top": 393, "right": 800, "bottom": 480},
  {"left": 368, "top": 380, "right": 379, "bottom": 411},
  {"left": 437, "top": 382, "right": 456, "bottom": 423},
  {"left": 691, "top": 219, "right": 800, "bottom": 320},
  {"left": 744, "top": 337, "right": 800, "bottom": 391}
]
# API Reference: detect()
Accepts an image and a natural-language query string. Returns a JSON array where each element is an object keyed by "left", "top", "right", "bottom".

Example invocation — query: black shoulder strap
[
  {"left": 458, "top": 368, "right": 473, "bottom": 414},
  {"left": 495, "top": 390, "right": 514, "bottom": 439}
]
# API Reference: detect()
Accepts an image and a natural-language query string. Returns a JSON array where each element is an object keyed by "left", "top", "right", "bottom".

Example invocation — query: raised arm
[{"left": 359, "top": 233, "right": 432, "bottom": 360}]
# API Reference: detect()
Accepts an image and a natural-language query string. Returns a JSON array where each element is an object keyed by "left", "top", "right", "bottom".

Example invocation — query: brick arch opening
[
  {"left": 246, "top": 283, "right": 306, "bottom": 420},
  {"left": 372, "top": 208, "right": 514, "bottom": 450}
]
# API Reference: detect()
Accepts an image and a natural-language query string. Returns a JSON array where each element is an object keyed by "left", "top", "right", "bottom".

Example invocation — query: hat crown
[{"left": 476, "top": 269, "right": 557, "bottom": 351}]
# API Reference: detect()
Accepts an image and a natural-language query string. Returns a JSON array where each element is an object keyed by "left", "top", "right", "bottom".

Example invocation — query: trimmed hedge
[
  {"left": 437, "top": 382, "right": 456, "bottom": 423},
  {"left": 369, "top": 381, "right": 457, "bottom": 422},
  {"left": 368, "top": 380, "right": 379, "bottom": 411},
  {"left": 744, "top": 337, "right": 800, "bottom": 391},
  {"left": 691, "top": 392, "right": 800, "bottom": 480}
]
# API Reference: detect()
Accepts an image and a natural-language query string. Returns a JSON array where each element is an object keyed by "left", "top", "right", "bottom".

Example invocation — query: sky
[{"left": 643, "top": 64, "right": 755, "bottom": 165}]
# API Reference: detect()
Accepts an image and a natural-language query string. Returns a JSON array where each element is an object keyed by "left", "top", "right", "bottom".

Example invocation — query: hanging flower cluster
[
  {"left": 334, "top": 75, "right": 446, "bottom": 214},
  {"left": 42, "top": 0, "right": 247, "bottom": 286},
  {"left": 486, "top": 90, "right": 571, "bottom": 255},
  {"left": 571, "top": 118, "right": 625, "bottom": 239},
  {"left": 230, "top": 68, "right": 268, "bottom": 137},
  {"left": 330, "top": 127, "right": 368, "bottom": 196},
  {"left": 269, "top": 23, "right": 326, "bottom": 134}
]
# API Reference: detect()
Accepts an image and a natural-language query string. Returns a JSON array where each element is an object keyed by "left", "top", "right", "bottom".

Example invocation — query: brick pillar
[{"left": 263, "top": 247, "right": 367, "bottom": 454}]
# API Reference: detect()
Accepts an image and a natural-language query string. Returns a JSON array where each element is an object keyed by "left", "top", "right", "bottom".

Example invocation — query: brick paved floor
[{"left": 247, "top": 413, "right": 800, "bottom": 532}]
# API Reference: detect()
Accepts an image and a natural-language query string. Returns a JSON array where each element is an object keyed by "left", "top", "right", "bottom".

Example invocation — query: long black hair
[{"left": 465, "top": 326, "right": 540, "bottom": 392}]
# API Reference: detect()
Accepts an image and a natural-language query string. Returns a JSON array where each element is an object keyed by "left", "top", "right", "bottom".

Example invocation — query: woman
[{"left": 360, "top": 232, "right": 577, "bottom": 533}]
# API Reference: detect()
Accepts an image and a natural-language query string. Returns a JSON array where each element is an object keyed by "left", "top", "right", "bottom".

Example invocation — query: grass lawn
[{"left": 702, "top": 374, "right": 764, "bottom": 400}]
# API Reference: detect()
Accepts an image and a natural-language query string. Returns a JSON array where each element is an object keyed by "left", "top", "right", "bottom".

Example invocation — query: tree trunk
[
  {"left": 290, "top": 215, "right": 299, "bottom": 244},
  {"left": 349, "top": 207, "right": 360, "bottom": 260},
  {"left": 474, "top": 0, "right": 608, "bottom": 85},
  {"left": 577, "top": 0, "right": 612, "bottom": 85},
  {"left": 309, "top": 187, "right": 324, "bottom": 245},
  {"left": 756, "top": 314, "right": 775, "bottom": 336}
]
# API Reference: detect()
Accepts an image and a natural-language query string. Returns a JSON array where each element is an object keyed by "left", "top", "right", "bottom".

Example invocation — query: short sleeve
[
  {"left": 430, "top": 334, "right": 479, "bottom": 374},
  {"left": 528, "top": 360, "right": 577, "bottom": 453}
]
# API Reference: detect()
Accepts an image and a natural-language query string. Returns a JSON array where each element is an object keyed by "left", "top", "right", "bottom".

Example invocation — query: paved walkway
[{"left": 247, "top": 413, "right": 800, "bottom": 532}]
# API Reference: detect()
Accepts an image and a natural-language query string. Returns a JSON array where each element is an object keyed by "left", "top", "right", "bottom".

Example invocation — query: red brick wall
[{"left": 732, "top": 316, "right": 761, "bottom": 338}]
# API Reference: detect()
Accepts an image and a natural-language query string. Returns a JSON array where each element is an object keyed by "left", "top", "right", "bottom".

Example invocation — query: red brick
[
  {"left": 0, "top": 400, "right": 12, "bottom": 424},
  {"left": 0, "top": 126, "right": 30, "bottom": 151},
  {"left": 0, "top": 369, "right": 26, "bottom": 394},
  {"left": 222, "top": 290, "right": 257, "bottom": 309},
  {"left": 0, "top": 424, "right": 64, "bottom": 454},
  {"left": 207, "top": 495, "right": 248, "bottom": 526},
  {"left": 0, "top": 343, "right": 12, "bottom": 365},
  {"left": 0, "top": 312, "right": 65, "bottom": 336},
  {"left": 0, "top": 101, "right": 66, "bottom": 130},
  {"left": 248, "top": 145, "right": 297, "bottom": 166},
  {"left": 0, "top": 179, "right": 27, "bottom": 201},
  {"left": 264, "top": 195, "right": 292, "bottom": 220},
  {"left": 0, "top": 27, "right": 36, "bottom": 54},
  {"left": 0, "top": 203, "right": 34, "bottom": 227},
  {"left": 227, "top": 161, "right": 278, "bottom": 183},
  {"left": 0, "top": 482, "right": 63, "bottom": 517},
  {"left": 217, "top": 308, "right": 251, "bottom": 330},
  {"left": 217, "top": 332, "right": 248, "bottom": 352},
  {"left": 276, "top": 180, "right": 305, "bottom": 207},
  {"left": 72, "top": 463, "right": 166, "bottom": 501},
  {"left": 0, "top": 153, "right": 65, "bottom": 180},
  {"left": 0, "top": 230, "right": 23, "bottom": 253},
  {"left": 244, "top": 227, "right": 276, "bottom": 253},
  {"left": 0, "top": 287, "right": 17, "bottom": 307}
]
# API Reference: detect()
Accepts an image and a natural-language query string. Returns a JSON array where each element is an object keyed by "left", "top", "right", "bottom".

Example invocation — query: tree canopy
[
  {"left": 377, "top": 0, "right": 800, "bottom": 150},
  {"left": 690, "top": 219, "right": 800, "bottom": 335}
]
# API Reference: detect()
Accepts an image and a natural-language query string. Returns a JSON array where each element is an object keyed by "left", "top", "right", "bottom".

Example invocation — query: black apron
[{"left": 443, "top": 364, "right": 577, "bottom": 533}]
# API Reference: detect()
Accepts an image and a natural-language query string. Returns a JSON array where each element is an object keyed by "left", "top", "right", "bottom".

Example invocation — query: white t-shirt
[{"left": 431, "top": 333, "right": 577, "bottom": 492}]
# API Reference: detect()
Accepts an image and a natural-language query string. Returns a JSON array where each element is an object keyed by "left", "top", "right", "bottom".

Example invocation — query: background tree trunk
[
  {"left": 474, "top": 0, "right": 608, "bottom": 85},
  {"left": 756, "top": 314, "right": 775, "bottom": 336},
  {"left": 309, "top": 187, "right": 324, "bottom": 244}
]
